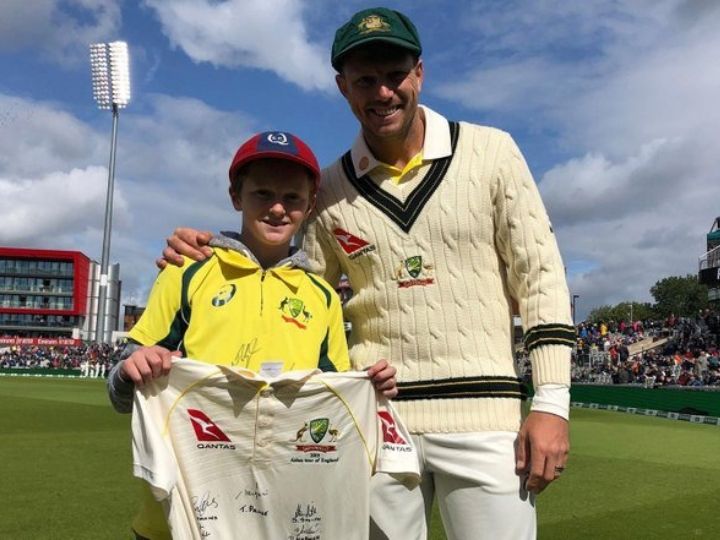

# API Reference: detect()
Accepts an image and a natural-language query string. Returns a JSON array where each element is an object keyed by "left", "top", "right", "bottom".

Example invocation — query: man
[{"left": 161, "top": 7, "right": 574, "bottom": 539}]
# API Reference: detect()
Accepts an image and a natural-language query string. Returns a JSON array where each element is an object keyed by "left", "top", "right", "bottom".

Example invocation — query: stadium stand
[
  {"left": 0, "top": 342, "right": 118, "bottom": 377},
  {"left": 516, "top": 310, "right": 720, "bottom": 388}
]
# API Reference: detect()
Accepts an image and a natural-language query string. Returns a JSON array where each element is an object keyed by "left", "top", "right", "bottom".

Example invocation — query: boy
[{"left": 107, "top": 131, "right": 397, "bottom": 539}]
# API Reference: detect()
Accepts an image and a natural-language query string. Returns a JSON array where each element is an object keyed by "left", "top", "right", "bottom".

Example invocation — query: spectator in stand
[
  {"left": 578, "top": 323, "right": 588, "bottom": 340},
  {"left": 666, "top": 313, "right": 677, "bottom": 328},
  {"left": 600, "top": 321, "right": 608, "bottom": 337},
  {"left": 618, "top": 342, "right": 630, "bottom": 363}
]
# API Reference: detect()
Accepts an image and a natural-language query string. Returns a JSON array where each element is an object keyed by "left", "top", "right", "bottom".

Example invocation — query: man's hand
[
  {"left": 155, "top": 228, "right": 214, "bottom": 270},
  {"left": 366, "top": 359, "right": 398, "bottom": 398},
  {"left": 515, "top": 411, "right": 569, "bottom": 494},
  {"left": 120, "top": 346, "right": 181, "bottom": 387}
]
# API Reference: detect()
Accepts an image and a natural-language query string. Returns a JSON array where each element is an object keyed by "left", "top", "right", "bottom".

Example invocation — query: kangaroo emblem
[{"left": 293, "top": 422, "right": 309, "bottom": 442}]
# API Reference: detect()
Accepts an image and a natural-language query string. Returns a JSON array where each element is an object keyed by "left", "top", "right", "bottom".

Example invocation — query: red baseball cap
[{"left": 229, "top": 131, "right": 320, "bottom": 190}]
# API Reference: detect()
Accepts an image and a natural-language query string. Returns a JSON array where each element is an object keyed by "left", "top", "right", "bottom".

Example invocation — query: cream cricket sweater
[{"left": 301, "top": 106, "right": 574, "bottom": 433}]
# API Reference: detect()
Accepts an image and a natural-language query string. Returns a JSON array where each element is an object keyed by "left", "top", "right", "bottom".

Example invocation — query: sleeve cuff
[
  {"left": 530, "top": 343, "right": 571, "bottom": 386},
  {"left": 530, "top": 383, "right": 570, "bottom": 420},
  {"left": 106, "top": 340, "right": 143, "bottom": 413}
]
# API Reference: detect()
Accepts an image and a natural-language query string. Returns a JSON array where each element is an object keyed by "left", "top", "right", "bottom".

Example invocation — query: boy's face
[{"left": 231, "top": 160, "right": 314, "bottom": 251}]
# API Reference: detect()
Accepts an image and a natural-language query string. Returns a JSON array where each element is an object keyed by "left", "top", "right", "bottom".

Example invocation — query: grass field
[{"left": 1, "top": 377, "right": 719, "bottom": 539}]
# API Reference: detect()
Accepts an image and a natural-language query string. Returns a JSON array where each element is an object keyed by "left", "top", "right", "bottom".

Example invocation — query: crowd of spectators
[
  {"left": 515, "top": 310, "right": 720, "bottom": 389},
  {"left": 570, "top": 310, "right": 720, "bottom": 388},
  {"left": 0, "top": 342, "right": 118, "bottom": 377}
]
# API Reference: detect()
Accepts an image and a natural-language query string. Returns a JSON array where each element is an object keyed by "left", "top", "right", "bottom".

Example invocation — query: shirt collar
[
  {"left": 349, "top": 105, "right": 452, "bottom": 178},
  {"left": 218, "top": 365, "right": 321, "bottom": 388},
  {"left": 209, "top": 232, "right": 309, "bottom": 292}
]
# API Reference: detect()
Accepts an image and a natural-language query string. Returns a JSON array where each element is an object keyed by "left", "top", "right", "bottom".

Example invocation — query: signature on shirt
[{"left": 233, "top": 338, "right": 260, "bottom": 366}]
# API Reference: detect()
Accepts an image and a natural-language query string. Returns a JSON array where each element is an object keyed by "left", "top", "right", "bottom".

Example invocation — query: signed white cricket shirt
[{"left": 131, "top": 358, "right": 420, "bottom": 540}]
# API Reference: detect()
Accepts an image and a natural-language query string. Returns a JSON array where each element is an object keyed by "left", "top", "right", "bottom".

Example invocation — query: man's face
[
  {"left": 231, "top": 161, "right": 313, "bottom": 250},
  {"left": 336, "top": 47, "right": 423, "bottom": 144}
]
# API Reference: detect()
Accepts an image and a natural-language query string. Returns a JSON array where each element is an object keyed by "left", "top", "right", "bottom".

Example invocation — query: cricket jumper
[
  {"left": 107, "top": 233, "right": 351, "bottom": 539},
  {"left": 132, "top": 358, "right": 420, "bottom": 540},
  {"left": 301, "top": 105, "right": 575, "bottom": 434}
]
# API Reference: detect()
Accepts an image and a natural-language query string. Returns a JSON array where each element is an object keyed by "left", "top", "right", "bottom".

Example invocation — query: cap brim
[{"left": 333, "top": 36, "right": 421, "bottom": 69}]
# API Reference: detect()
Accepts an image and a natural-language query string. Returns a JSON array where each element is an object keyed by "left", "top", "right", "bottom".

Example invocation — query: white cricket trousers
[{"left": 369, "top": 431, "right": 536, "bottom": 540}]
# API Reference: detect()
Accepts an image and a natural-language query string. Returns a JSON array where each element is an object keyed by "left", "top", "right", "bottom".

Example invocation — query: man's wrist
[{"left": 530, "top": 384, "right": 570, "bottom": 420}]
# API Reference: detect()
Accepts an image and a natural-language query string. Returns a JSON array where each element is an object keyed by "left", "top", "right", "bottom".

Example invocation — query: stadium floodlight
[
  {"left": 90, "top": 42, "right": 131, "bottom": 109},
  {"left": 89, "top": 41, "right": 131, "bottom": 343}
]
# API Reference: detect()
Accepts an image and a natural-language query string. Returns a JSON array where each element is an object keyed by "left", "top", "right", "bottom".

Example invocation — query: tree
[
  {"left": 614, "top": 301, "right": 655, "bottom": 322},
  {"left": 586, "top": 302, "right": 655, "bottom": 325},
  {"left": 650, "top": 274, "right": 708, "bottom": 318},
  {"left": 586, "top": 305, "right": 616, "bottom": 324}
]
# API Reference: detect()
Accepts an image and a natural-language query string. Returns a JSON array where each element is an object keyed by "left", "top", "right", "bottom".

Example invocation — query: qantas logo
[
  {"left": 333, "top": 228, "right": 376, "bottom": 259},
  {"left": 188, "top": 409, "right": 235, "bottom": 449},
  {"left": 378, "top": 411, "right": 407, "bottom": 445}
]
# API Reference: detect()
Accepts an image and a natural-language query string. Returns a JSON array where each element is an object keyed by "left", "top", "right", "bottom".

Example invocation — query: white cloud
[
  {"left": 433, "top": 57, "right": 580, "bottom": 116},
  {"left": 0, "top": 0, "right": 121, "bottom": 64},
  {"left": 433, "top": 0, "right": 720, "bottom": 319},
  {"left": 539, "top": 137, "right": 704, "bottom": 227},
  {"left": 0, "top": 166, "right": 128, "bottom": 244},
  {"left": 0, "top": 95, "right": 105, "bottom": 177},
  {"left": 144, "top": 0, "right": 334, "bottom": 91},
  {"left": 0, "top": 92, "right": 259, "bottom": 304},
  {"left": 542, "top": 125, "right": 717, "bottom": 318},
  {"left": 116, "top": 94, "right": 257, "bottom": 237}
]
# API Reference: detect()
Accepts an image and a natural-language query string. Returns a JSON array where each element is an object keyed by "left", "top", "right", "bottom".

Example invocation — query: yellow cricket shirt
[
  {"left": 128, "top": 234, "right": 350, "bottom": 539},
  {"left": 129, "top": 240, "right": 349, "bottom": 374}
]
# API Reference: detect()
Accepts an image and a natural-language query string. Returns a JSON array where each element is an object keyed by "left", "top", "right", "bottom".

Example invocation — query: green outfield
[{"left": 1, "top": 377, "right": 718, "bottom": 539}]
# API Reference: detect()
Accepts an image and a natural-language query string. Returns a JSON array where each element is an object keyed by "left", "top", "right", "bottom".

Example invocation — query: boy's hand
[
  {"left": 120, "top": 346, "right": 181, "bottom": 387},
  {"left": 366, "top": 359, "right": 398, "bottom": 398},
  {"left": 156, "top": 228, "right": 214, "bottom": 270}
]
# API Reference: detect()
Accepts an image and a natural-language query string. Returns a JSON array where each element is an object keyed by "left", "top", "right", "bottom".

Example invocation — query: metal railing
[{"left": 699, "top": 245, "right": 720, "bottom": 271}]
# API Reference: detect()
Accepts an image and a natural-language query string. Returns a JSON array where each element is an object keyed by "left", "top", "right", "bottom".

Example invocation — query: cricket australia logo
[
  {"left": 279, "top": 297, "right": 312, "bottom": 329},
  {"left": 392, "top": 255, "right": 435, "bottom": 288},
  {"left": 358, "top": 14, "right": 391, "bottom": 34},
  {"left": 292, "top": 418, "right": 341, "bottom": 454},
  {"left": 211, "top": 284, "right": 236, "bottom": 307}
]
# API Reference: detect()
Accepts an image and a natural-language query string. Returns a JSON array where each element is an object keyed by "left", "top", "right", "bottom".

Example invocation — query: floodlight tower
[{"left": 89, "top": 41, "right": 130, "bottom": 343}]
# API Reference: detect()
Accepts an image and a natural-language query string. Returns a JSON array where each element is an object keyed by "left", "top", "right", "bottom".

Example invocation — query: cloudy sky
[{"left": 0, "top": 0, "right": 717, "bottom": 321}]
